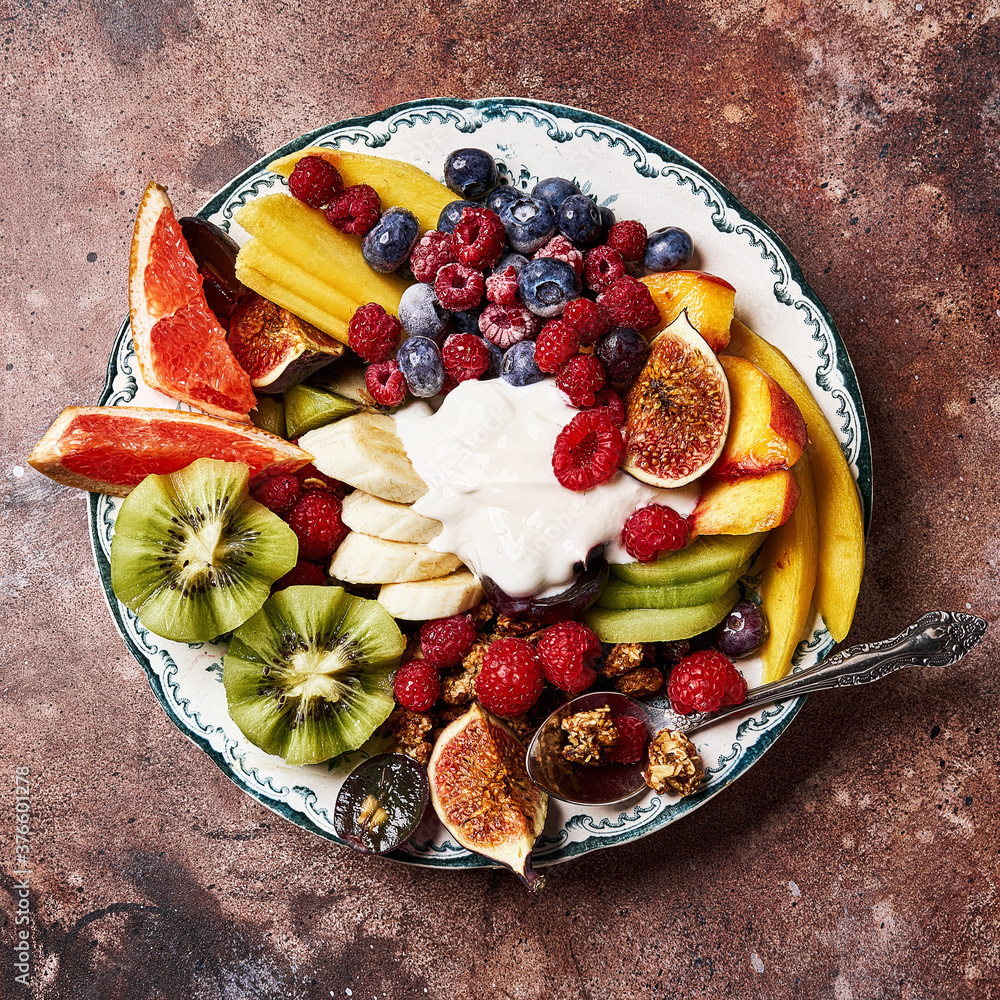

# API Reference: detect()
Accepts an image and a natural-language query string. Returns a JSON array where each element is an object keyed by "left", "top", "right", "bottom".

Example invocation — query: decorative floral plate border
[{"left": 89, "top": 99, "right": 872, "bottom": 870}]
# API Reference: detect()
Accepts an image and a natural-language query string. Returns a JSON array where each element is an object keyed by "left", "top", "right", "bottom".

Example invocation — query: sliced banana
[
  {"left": 299, "top": 412, "right": 426, "bottom": 504},
  {"left": 377, "top": 570, "right": 483, "bottom": 621},
  {"left": 341, "top": 491, "right": 442, "bottom": 544},
  {"left": 330, "top": 532, "right": 461, "bottom": 584}
]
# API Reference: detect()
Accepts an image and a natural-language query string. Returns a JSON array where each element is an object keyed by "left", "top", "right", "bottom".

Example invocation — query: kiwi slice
[
  {"left": 110, "top": 458, "right": 298, "bottom": 642},
  {"left": 596, "top": 560, "right": 750, "bottom": 611},
  {"left": 283, "top": 383, "right": 362, "bottom": 439},
  {"left": 608, "top": 533, "right": 767, "bottom": 587},
  {"left": 250, "top": 395, "right": 287, "bottom": 438},
  {"left": 582, "top": 585, "right": 740, "bottom": 643},
  {"left": 223, "top": 585, "right": 405, "bottom": 765}
]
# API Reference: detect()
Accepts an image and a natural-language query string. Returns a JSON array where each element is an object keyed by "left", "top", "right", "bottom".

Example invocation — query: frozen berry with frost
[
  {"left": 500, "top": 340, "right": 545, "bottom": 386},
  {"left": 434, "top": 262, "right": 484, "bottom": 311},
  {"left": 408, "top": 230, "right": 455, "bottom": 283},
  {"left": 556, "top": 193, "right": 602, "bottom": 245},
  {"left": 288, "top": 155, "right": 343, "bottom": 209},
  {"left": 397, "top": 336, "right": 445, "bottom": 398},
  {"left": 251, "top": 474, "right": 301, "bottom": 516},
  {"left": 363, "top": 207, "right": 421, "bottom": 273},
  {"left": 607, "top": 220, "right": 648, "bottom": 262},
  {"left": 287, "top": 490, "right": 349, "bottom": 562},
  {"left": 365, "top": 360, "right": 407, "bottom": 407},
  {"left": 348, "top": 303, "right": 402, "bottom": 363},
  {"left": 598, "top": 275, "right": 661, "bottom": 330},
  {"left": 394, "top": 659, "right": 441, "bottom": 712},
  {"left": 552, "top": 408, "right": 624, "bottom": 491},
  {"left": 450, "top": 207, "right": 505, "bottom": 270},
  {"left": 534, "top": 319, "right": 581, "bottom": 373},
  {"left": 443, "top": 148, "right": 499, "bottom": 200},
  {"left": 622, "top": 504, "right": 689, "bottom": 563},
  {"left": 326, "top": 184, "right": 381, "bottom": 236},
  {"left": 479, "top": 300, "right": 541, "bottom": 348},
  {"left": 398, "top": 282, "right": 449, "bottom": 339},
  {"left": 518, "top": 257, "right": 581, "bottom": 318},
  {"left": 537, "top": 621, "right": 601, "bottom": 694},
  {"left": 667, "top": 649, "right": 743, "bottom": 715},
  {"left": 561, "top": 297, "right": 609, "bottom": 346},
  {"left": 533, "top": 235, "right": 584, "bottom": 277},
  {"left": 420, "top": 614, "right": 477, "bottom": 668},
  {"left": 584, "top": 245, "right": 626, "bottom": 293},
  {"left": 437, "top": 199, "right": 478, "bottom": 233},
  {"left": 441, "top": 333, "right": 490, "bottom": 383},
  {"left": 485, "top": 264, "right": 520, "bottom": 304},
  {"left": 498, "top": 195, "right": 557, "bottom": 255},
  {"left": 474, "top": 637, "right": 545, "bottom": 716},
  {"left": 556, "top": 354, "right": 606, "bottom": 408},
  {"left": 591, "top": 386, "right": 625, "bottom": 425}
]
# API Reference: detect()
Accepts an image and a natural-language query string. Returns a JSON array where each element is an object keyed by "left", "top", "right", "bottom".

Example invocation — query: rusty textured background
[{"left": 2, "top": 1, "right": 999, "bottom": 997}]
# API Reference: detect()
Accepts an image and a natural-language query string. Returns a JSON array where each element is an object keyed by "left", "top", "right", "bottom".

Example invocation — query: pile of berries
[{"left": 287, "top": 147, "right": 697, "bottom": 493}]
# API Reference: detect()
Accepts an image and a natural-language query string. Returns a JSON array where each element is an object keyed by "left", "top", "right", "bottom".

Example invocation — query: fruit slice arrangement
[{"left": 27, "top": 137, "right": 865, "bottom": 887}]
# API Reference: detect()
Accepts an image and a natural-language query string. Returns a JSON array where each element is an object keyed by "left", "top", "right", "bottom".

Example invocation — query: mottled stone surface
[{"left": 2, "top": 2, "right": 998, "bottom": 998}]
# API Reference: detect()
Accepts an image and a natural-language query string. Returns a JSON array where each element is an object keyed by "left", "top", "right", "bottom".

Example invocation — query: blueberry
[
  {"left": 491, "top": 251, "right": 529, "bottom": 276},
  {"left": 644, "top": 226, "right": 694, "bottom": 272},
  {"left": 598, "top": 205, "right": 617, "bottom": 243},
  {"left": 556, "top": 194, "right": 602, "bottom": 246},
  {"left": 438, "top": 199, "right": 479, "bottom": 233},
  {"left": 531, "top": 176, "right": 581, "bottom": 207},
  {"left": 711, "top": 597, "right": 769, "bottom": 658},
  {"left": 482, "top": 339, "right": 503, "bottom": 380},
  {"left": 398, "top": 283, "right": 450, "bottom": 339},
  {"left": 486, "top": 185, "right": 519, "bottom": 216},
  {"left": 500, "top": 340, "right": 544, "bottom": 386},
  {"left": 517, "top": 258, "right": 581, "bottom": 318},
  {"left": 396, "top": 336, "right": 445, "bottom": 397},
  {"left": 444, "top": 148, "right": 499, "bottom": 200},
  {"left": 498, "top": 196, "right": 557, "bottom": 255},
  {"left": 362, "top": 207, "right": 420, "bottom": 273},
  {"left": 595, "top": 327, "right": 649, "bottom": 383},
  {"left": 450, "top": 307, "right": 484, "bottom": 336}
]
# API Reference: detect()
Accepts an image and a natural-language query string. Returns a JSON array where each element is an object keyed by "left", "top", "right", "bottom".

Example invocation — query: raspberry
[
  {"left": 556, "top": 354, "right": 606, "bottom": 408},
  {"left": 533, "top": 235, "right": 584, "bottom": 277},
  {"left": 288, "top": 155, "right": 343, "bottom": 209},
  {"left": 450, "top": 207, "right": 505, "bottom": 269},
  {"left": 605, "top": 715, "right": 647, "bottom": 764},
  {"left": 720, "top": 658, "right": 748, "bottom": 707},
  {"left": 591, "top": 386, "right": 625, "bottom": 425},
  {"left": 607, "top": 220, "right": 648, "bottom": 262},
  {"left": 534, "top": 319, "right": 581, "bottom": 373},
  {"left": 667, "top": 649, "right": 742, "bottom": 715},
  {"left": 365, "top": 360, "right": 407, "bottom": 407},
  {"left": 348, "top": 303, "right": 402, "bottom": 363},
  {"left": 536, "top": 621, "right": 601, "bottom": 694},
  {"left": 584, "top": 245, "right": 626, "bottom": 293},
  {"left": 485, "top": 264, "right": 520, "bottom": 305},
  {"left": 441, "top": 333, "right": 490, "bottom": 383},
  {"left": 393, "top": 658, "right": 441, "bottom": 712},
  {"left": 326, "top": 184, "right": 381, "bottom": 236},
  {"left": 474, "top": 637, "right": 544, "bottom": 716},
  {"left": 622, "top": 504, "right": 689, "bottom": 563},
  {"left": 272, "top": 559, "right": 328, "bottom": 591},
  {"left": 434, "top": 262, "right": 485, "bottom": 311},
  {"left": 552, "top": 408, "right": 624, "bottom": 491},
  {"left": 409, "top": 230, "right": 455, "bottom": 283},
  {"left": 598, "top": 275, "right": 661, "bottom": 330},
  {"left": 420, "top": 614, "right": 477, "bottom": 668},
  {"left": 478, "top": 301, "right": 541, "bottom": 348},
  {"left": 286, "top": 490, "right": 349, "bottom": 562},
  {"left": 250, "top": 474, "right": 301, "bottom": 515},
  {"left": 561, "top": 297, "right": 609, "bottom": 346}
]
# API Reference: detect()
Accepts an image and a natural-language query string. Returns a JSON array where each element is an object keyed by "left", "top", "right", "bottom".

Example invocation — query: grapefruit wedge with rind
[
  {"left": 28, "top": 406, "right": 312, "bottom": 497},
  {"left": 129, "top": 182, "right": 256, "bottom": 421}
]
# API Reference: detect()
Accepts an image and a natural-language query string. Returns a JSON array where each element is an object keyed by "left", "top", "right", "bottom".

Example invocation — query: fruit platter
[{"left": 30, "top": 99, "right": 870, "bottom": 880}]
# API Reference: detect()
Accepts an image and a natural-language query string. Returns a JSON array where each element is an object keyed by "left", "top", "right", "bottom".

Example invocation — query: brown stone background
[{"left": 3, "top": 2, "right": 999, "bottom": 998}]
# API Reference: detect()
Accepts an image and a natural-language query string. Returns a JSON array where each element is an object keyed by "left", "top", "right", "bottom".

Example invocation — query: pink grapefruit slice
[
  {"left": 129, "top": 182, "right": 256, "bottom": 421},
  {"left": 29, "top": 406, "right": 312, "bottom": 497}
]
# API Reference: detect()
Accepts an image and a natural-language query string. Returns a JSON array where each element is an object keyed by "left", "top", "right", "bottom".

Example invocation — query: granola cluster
[
  {"left": 560, "top": 705, "right": 620, "bottom": 765},
  {"left": 641, "top": 729, "right": 704, "bottom": 797}
]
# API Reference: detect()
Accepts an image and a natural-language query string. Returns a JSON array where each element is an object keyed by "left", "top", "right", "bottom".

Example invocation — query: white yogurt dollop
[{"left": 393, "top": 379, "right": 699, "bottom": 597}]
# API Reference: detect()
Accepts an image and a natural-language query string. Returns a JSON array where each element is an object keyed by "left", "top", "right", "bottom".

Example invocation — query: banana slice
[
  {"left": 299, "top": 412, "right": 427, "bottom": 504},
  {"left": 377, "top": 570, "right": 483, "bottom": 621},
  {"left": 341, "top": 491, "right": 442, "bottom": 544},
  {"left": 330, "top": 532, "right": 461, "bottom": 584}
]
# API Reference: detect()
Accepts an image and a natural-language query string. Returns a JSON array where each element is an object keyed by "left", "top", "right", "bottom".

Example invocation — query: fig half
[
  {"left": 427, "top": 703, "right": 548, "bottom": 891},
  {"left": 623, "top": 312, "right": 730, "bottom": 488}
]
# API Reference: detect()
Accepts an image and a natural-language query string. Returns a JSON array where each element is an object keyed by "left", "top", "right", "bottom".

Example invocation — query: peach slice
[
  {"left": 725, "top": 320, "right": 864, "bottom": 642},
  {"left": 757, "top": 453, "right": 820, "bottom": 683},
  {"left": 688, "top": 469, "right": 801, "bottom": 539},
  {"left": 709, "top": 355, "right": 807, "bottom": 481},
  {"left": 639, "top": 270, "right": 736, "bottom": 353}
]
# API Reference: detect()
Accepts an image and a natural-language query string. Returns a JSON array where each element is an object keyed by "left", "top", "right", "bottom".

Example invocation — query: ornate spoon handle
[{"left": 655, "top": 611, "right": 989, "bottom": 735}]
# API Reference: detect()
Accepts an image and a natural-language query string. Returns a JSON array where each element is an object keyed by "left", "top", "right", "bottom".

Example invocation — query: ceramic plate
[{"left": 89, "top": 98, "right": 872, "bottom": 870}]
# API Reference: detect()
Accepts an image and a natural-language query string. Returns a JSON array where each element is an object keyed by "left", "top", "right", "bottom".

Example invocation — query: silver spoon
[{"left": 525, "top": 610, "right": 989, "bottom": 806}]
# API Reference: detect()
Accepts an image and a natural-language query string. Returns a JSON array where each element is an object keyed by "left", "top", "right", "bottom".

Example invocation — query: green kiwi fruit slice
[
  {"left": 110, "top": 458, "right": 298, "bottom": 642},
  {"left": 608, "top": 533, "right": 767, "bottom": 587},
  {"left": 223, "top": 585, "right": 405, "bottom": 765},
  {"left": 283, "top": 383, "right": 362, "bottom": 439},
  {"left": 596, "top": 560, "right": 750, "bottom": 611},
  {"left": 250, "top": 395, "right": 287, "bottom": 438},
  {"left": 582, "top": 585, "right": 740, "bottom": 643}
]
